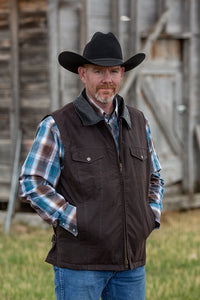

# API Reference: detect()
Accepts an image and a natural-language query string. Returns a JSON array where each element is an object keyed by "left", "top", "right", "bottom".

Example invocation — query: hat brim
[{"left": 58, "top": 51, "right": 145, "bottom": 74}]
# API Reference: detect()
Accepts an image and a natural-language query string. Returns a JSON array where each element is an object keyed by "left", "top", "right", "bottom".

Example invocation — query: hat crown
[{"left": 83, "top": 32, "right": 123, "bottom": 62}]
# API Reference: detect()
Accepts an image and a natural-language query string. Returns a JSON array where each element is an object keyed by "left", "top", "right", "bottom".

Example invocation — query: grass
[
  {"left": 146, "top": 209, "right": 200, "bottom": 300},
  {"left": 0, "top": 209, "right": 200, "bottom": 300},
  {"left": 0, "top": 224, "right": 55, "bottom": 300}
]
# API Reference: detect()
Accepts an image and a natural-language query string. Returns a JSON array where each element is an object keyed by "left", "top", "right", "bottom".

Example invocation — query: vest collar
[{"left": 73, "top": 89, "right": 131, "bottom": 128}]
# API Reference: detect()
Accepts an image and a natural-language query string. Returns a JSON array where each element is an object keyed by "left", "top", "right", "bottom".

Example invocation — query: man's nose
[{"left": 102, "top": 70, "right": 112, "bottom": 82}]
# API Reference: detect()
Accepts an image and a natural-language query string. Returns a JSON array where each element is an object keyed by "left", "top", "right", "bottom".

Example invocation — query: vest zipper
[
  {"left": 104, "top": 119, "right": 129, "bottom": 268},
  {"left": 119, "top": 119, "right": 129, "bottom": 268}
]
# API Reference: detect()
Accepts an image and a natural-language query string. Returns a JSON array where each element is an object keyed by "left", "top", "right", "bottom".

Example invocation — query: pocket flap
[
  {"left": 72, "top": 151, "right": 104, "bottom": 163},
  {"left": 130, "top": 147, "right": 148, "bottom": 161}
]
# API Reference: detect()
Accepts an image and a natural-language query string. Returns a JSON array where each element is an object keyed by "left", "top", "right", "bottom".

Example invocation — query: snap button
[
  {"left": 141, "top": 155, "right": 144, "bottom": 160},
  {"left": 86, "top": 157, "right": 91, "bottom": 162}
]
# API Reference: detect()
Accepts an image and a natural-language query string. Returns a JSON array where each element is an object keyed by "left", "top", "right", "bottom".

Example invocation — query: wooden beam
[
  {"left": 9, "top": 0, "right": 20, "bottom": 161},
  {"left": 125, "top": 0, "right": 139, "bottom": 106},
  {"left": 129, "top": 0, "right": 139, "bottom": 55},
  {"left": 140, "top": 77, "right": 181, "bottom": 155},
  {"left": 48, "top": 0, "right": 60, "bottom": 111},
  {"left": 195, "top": 125, "right": 200, "bottom": 150},
  {"left": 120, "top": 8, "right": 170, "bottom": 98},
  {"left": 80, "top": 0, "right": 87, "bottom": 53},
  {"left": 111, "top": 0, "right": 119, "bottom": 37},
  {"left": 182, "top": 0, "right": 196, "bottom": 194}
]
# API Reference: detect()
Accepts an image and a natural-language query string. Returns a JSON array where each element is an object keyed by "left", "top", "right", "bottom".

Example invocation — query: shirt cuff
[
  {"left": 150, "top": 205, "right": 161, "bottom": 229},
  {"left": 59, "top": 203, "right": 78, "bottom": 236}
]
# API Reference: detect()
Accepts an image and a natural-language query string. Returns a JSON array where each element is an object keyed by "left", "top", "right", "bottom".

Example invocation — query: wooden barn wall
[
  {"left": 19, "top": 0, "right": 50, "bottom": 144},
  {"left": 0, "top": 0, "right": 11, "bottom": 202},
  {"left": 191, "top": 0, "right": 200, "bottom": 191},
  {"left": 48, "top": 0, "right": 200, "bottom": 196},
  {"left": 136, "top": 0, "right": 200, "bottom": 195},
  {"left": 0, "top": 0, "right": 200, "bottom": 205},
  {"left": 0, "top": 1, "right": 10, "bottom": 139},
  {"left": 0, "top": 0, "right": 50, "bottom": 202}
]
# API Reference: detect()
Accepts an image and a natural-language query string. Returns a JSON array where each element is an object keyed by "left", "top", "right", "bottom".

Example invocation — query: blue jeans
[{"left": 54, "top": 265, "right": 145, "bottom": 300}]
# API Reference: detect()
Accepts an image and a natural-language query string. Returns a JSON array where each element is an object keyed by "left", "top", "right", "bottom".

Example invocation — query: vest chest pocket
[
  {"left": 72, "top": 151, "right": 104, "bottom": 164},
  {"left": 71, "top": 150, "right": 105, "bottom": 202},
  {"left": 129, "top": 147, "right": 148, "bottom": 161},
  {"left": 129, "top": 147, "right": 149, "bottom": 183}
]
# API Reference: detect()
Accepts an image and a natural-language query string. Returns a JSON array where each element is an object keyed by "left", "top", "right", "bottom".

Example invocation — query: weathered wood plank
[
  {"left": 0, "top": 183, "right": 10, "bottom": 202},
  {"left": 19, "top": 11, "right": 47, "bottom": 28},
  {"left": 140, "top": 76, "right": 181, "bottom": 155},
  {"left": 166, "top": 0, "right": 189, "bottom": 34},
  {"left": 80, "top": 0, "right": 87, "bottom": 53},
  {"left": 160, "top": 155, "right": 182, "bottom": 187},
  {"left": 130, "top": 0, "right": 140, "bottom": 54},
  {"left": 9, "top": 0, "right": 20, "bottom": 162},
  {"left": 195, "top": 125, "right": 200, "bottom": 150},
  {"left": 0, "top": 139, "right": 12, "bottom": 163},
  {"left": 0, "top": 0, "right": 9, "bottom": 12},
  {"left": 19, "top": 0, "right": 47, "bottom": 13},
  {"left": 0, "top": 164, "right": 11, "bottom": 184},
  {"left": 87, "top": 0, "right": 111, "bottom": 16},
  {"left": 111, "top": 0, "right": 119, "bottom": 37},
  {"left": 47, "top": 0, "right": 59, "bottom": 110},
  {"left": 182, "top": 0, "right": 197, "bottom": 194},
  {"left": 163, "top": 193, "right": 200, "bottom": 211},
  {"left": 21, "top": 112, "right": 50, "bottom": 139}
]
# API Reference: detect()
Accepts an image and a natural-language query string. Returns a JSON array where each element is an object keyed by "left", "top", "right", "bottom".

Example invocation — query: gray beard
[{"left": 95, "top": 92, "right": 114, "bottom": 104}]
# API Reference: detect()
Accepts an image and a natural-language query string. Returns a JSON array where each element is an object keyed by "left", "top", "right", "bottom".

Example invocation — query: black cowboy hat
[{"left": 58, "top": 32, "right": 145, "bottom": 74}]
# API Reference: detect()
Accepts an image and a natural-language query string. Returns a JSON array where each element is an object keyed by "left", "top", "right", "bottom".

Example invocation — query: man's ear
[
  {"left": 78, "top": 66, "right": 86, "bottom": 84},
  {"left": 121, "top": 67, "right": 125, "bottom": 78}
]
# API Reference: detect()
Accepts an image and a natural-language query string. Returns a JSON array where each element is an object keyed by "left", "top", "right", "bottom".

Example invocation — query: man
[{"left": 19, "top": 32, "right": 164, "bottom": 300}]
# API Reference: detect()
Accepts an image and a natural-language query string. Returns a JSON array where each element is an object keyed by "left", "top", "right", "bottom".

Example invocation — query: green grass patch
[
  {"left": 0, "top": 209, "right": 200, "bottom": 299},
  {"left": 0, "top": 224, "right": 55, "bottom": 300},
  {"left": 146, "top": 209, "right": 200, "bottom": 300}
]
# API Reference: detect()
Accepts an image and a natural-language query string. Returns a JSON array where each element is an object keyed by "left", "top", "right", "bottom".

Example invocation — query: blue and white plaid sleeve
[
  {"left": 145, "top": 117, "right": 164, "bottom": 227},
  {"left": 19, "top": 116, "right": 77, "bottom": 236}
]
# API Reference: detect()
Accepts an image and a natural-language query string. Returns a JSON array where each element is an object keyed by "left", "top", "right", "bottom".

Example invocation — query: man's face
[{"left": 78, "top": 65, "right": 125, "bottom": 105}]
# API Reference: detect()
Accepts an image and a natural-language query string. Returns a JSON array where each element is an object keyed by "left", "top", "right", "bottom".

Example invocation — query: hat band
[{"left": 84, "top": 57, "right": 123, "bottom": 66}]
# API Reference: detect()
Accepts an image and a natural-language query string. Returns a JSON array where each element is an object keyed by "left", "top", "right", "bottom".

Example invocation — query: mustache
[{"left": 96, "top": 84, "right": 115, "bottom": 89}]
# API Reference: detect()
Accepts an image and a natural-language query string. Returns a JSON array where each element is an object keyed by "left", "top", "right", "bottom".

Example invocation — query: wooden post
[
  {"left": 111, "top": 0, "right": 119, "bottom": 37},
  {"left": 130, "top": 0, "right": 139, "bottom": 55},
  {"left": 48, "top": 0, "right": 60, "bottom": 111},
  {"left": 80, "top": 0, "right": 87, "bottom": 53},
  {"left": 195, "top": 125, "right": 200, "bottom": 150},
  {"left": 9, "top": 0, "right": 20, "bottom": 162},
  {"left": 127, "top": 0, "right": 139, "bottom": 106},
  {"left": 182, "top": 0, "right": 196, "bottom": 194}
]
